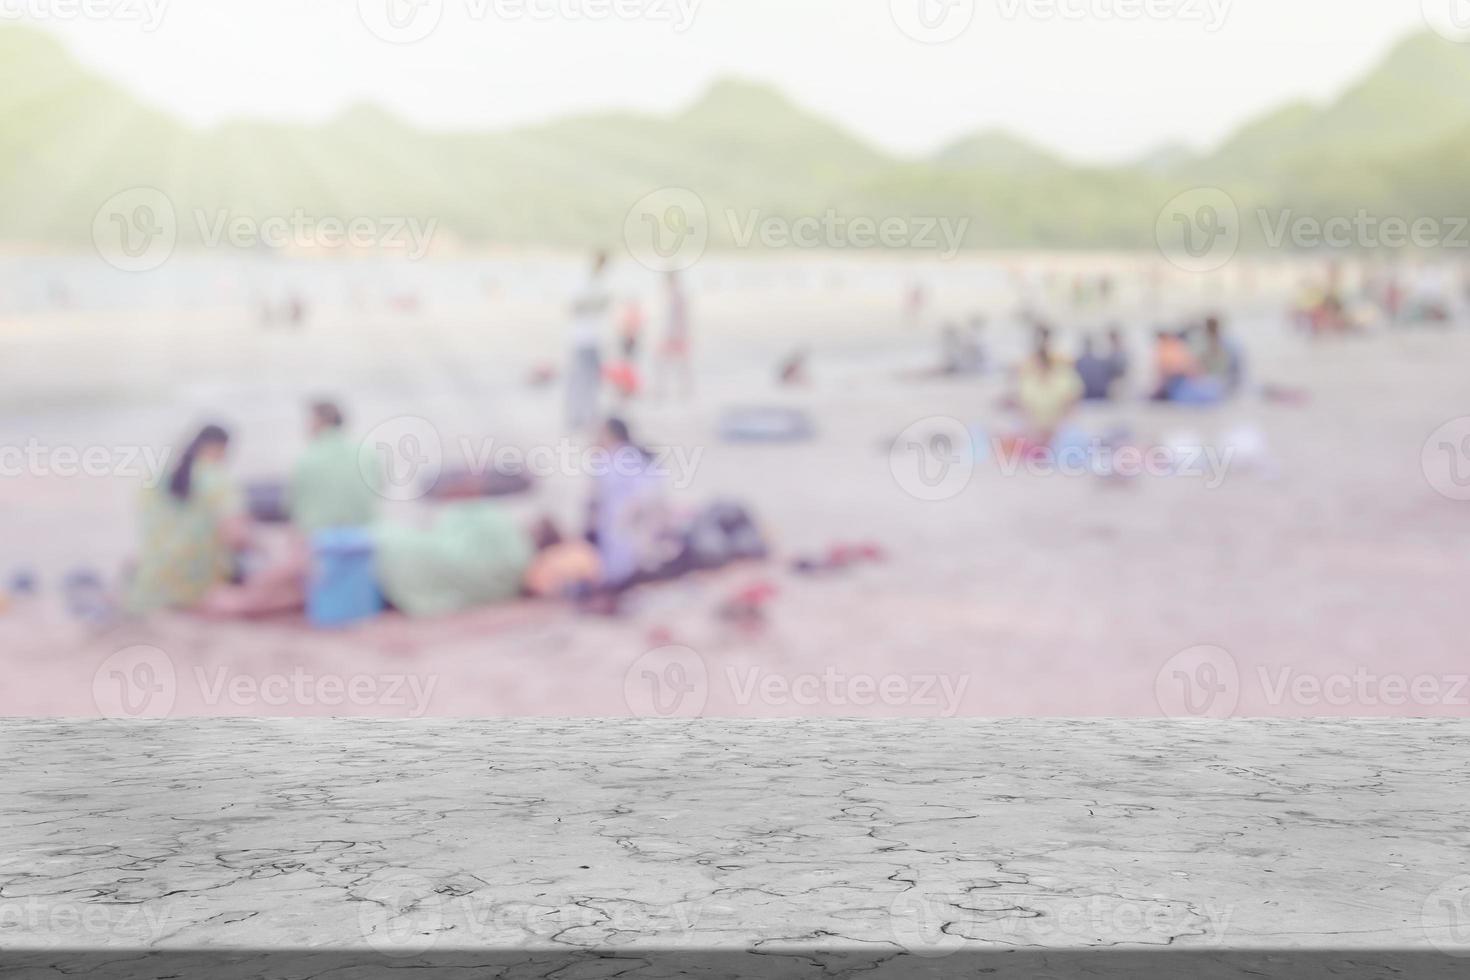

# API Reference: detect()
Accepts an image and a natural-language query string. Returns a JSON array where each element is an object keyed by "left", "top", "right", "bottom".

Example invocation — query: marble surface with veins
[{"left": 2, "top": 719, "right": 1467, "bottom": 978}]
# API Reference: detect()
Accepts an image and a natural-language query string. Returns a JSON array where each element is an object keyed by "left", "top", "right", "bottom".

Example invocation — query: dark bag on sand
[
  {"left": 427, "top": 467, "right": 535, "bottom": 501},
  {"left": 245, "top": 481, "right": 291, "bottom": 524},
  {"left": 682, "top": 502, "right": 769, "bottom": 572}
]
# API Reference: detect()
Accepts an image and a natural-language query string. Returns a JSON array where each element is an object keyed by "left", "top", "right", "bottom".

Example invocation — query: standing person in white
[{"left": 567, "top": 251, "right": 612, "bottom": 430}]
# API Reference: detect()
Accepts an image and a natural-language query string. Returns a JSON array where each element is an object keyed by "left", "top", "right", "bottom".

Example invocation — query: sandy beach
[{"left": 1, "top": 253, "right": 1465, "bottom": 717}]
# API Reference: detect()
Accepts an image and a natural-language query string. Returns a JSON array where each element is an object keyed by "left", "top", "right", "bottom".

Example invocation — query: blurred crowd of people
[{"left": 126, "top": 403, "right": 763, "bottom": 625}]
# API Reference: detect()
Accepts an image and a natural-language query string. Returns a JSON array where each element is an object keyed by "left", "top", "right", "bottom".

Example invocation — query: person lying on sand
[{"left": 373, "top": 509, "right": 599, "bottom": 618}]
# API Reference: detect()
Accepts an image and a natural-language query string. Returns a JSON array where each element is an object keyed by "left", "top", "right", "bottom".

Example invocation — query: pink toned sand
[{"left": 1, "top": 255, "right": 1465, "bottom": 717}]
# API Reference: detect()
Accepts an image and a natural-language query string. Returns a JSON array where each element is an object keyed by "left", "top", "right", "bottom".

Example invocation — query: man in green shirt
[{"left": 290, "top": 401, "right": 379, "bottom": 535}]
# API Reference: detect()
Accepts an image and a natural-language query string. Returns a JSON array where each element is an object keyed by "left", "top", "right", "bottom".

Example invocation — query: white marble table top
[{"left": 2, "top": 719, "right": 1466, "bottom": 978}]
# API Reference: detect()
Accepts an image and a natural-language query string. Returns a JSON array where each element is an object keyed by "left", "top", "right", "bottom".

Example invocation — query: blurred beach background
[{"left": 1, "top": 3, "right": 1467, "bottom": 717}]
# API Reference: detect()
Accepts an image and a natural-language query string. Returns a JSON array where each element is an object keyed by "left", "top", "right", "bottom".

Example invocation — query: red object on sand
[{"left": 735, "top": 581, "right": 778, "bottom": 606}]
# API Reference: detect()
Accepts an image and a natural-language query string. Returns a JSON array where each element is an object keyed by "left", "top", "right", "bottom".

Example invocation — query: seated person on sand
[
  {"left": 128, "top": 425, "right": 247, "bottom": 614},
  {"left": 198, "top": 401, "right": 379, "bottom": 618},
  {"left": 1074, "top": 333, "right": 1125, "bottom": 401},
  {"left": 1151, "top": 329, "right": 1198, "bottom": 401},
  {"left": 1152, "top": 327, "right": 1227, "bottom": 405},
  {"left": 585, "top": 417, "right": 766, "bottom": 599},
  {"left": 586, "top": 418, "right": 681, "bottom": 592},
  {"left": 1015, "top": 337, "right": 1084, "bottom": 447}
]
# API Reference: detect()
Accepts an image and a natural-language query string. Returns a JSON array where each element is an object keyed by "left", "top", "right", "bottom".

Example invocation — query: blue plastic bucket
[{"left": 308, "top": 528, "right": 383, "bottom": 628}]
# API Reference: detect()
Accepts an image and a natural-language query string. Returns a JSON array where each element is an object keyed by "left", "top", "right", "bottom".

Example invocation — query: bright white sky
[{"left": 17, "top": 0, "right": 1438, "bottom": 162}]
